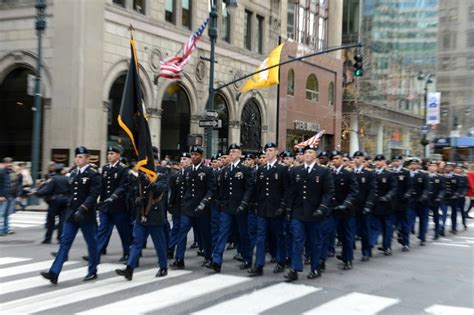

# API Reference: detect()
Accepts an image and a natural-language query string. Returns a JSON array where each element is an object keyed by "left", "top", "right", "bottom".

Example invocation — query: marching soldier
[
  {"left": 248, "top": 143, "right": 289, "bottom": 276},
  {"left": 426, "top": 161, "right": 445, "bottom": 240},
  {"left": 441, "top": 162, "right": 458, "bottom": 235},
  {"left": 41, "top": 146, "right": 101, "bottom": 284},
  {"left": 33, "top": 163, "right": 69, "bottom": 244},
  {"left": 390, "top": 155, "right": 411, "bottom": 251},
  {"left": 371, "top": 154, "right": 397, "bottom": 256},
  {"left": 172, "top": 146, "right": 215, "bottom": 268},
  {"left": 330, "top": 151, "right": 359, "bottom": 270},
  {"left": 285, "top": 145, "right": 334, "bottom": 281},
  {"left": 317, "top": 151, "right": 330, "bottom": 166},
  {"left": 208, "top": 144, "right": 254, "bottom": 273},
  {"left": 453, "top": 163, "right": 468, "bottom": 232},
  {"left": 167, "top": 152, "right": 191, "bottom": 258},
  {"left": 405, "top": 157, "right": 431, "bottom": 246},
  {"left": 294, "top": 147, "right": 304, "bottom": 167},
  {"left": 115, "top": 171, "right": 169, "bottom": 280},
  {"left": 352, "top": 151, "right": 375, "bottom": 261},
  {"left": 244, "top": 153, "right": 259, "bottom": 255}
]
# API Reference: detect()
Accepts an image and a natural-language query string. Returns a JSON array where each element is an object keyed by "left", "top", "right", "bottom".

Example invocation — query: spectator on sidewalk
[
  {"left": 18, "top": 162, "right": 33, "bottom": 211},
  {"left": 0, "top": 157, "right": 22, "bottom": 236}
]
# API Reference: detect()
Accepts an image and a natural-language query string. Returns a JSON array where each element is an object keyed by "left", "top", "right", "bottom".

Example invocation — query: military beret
[
  {"left": 407, "top": 157, "right": 421, "bottom": 164},
  {"left": 330, "top": 150, "right": 343, "bottom": 158},
  {"left": 245, "top": 153, "right": 256, "bottom": 159},
  {"left": 353, "top": 151, "right": 366, "bottom": 158},
  {"left": 317, "top": 151, "right": 329, "bottom": 158},
  {"left": 75, "top": 146, "right": 89, "bottom": 155},
  {"left": 373, "top": 154, "right": 386, "bottom": 161},
  {"left": 228, "top": 143, "right": 241, "bottom": 153},
  {"left": 107, "top": 145, "right": 122, "bottom": 154},
  {"left": 281, "top": 150, "right": 294, "bottom": 158},
  {"left": 264, "top": 142, "right": 277, "bottom": 150},
  {"left": 392, "top": 155, "right": 404, "bottom": 161},
  {"left": 258, "top": 150, "right": 266, "bottom": 157},
  {"left": 455, "top": 163, "right": 464, "bottom": 168},
  {"left": 190, "top": 146, "right": 203, "bottom": 155},
  {"left": 445, "top": 161, "right": 455, "bottom": 166},
  {"left": 295, "top": 147, "right": 305, "bottom": 154},
  {"left": 180, "top": 152, "right": 191, "bottom": 159},
  {"left": 216, "top": 152, "right": 223, "bottom": 158},
  {"left": 304, "top": 144, "right": 318, "bottom": 152},
  {"left": 210, "top": 155, "right": 217, "bottom": 161},
  {"left": 120, "top": 157, "right": 128, "bottom": 165}
]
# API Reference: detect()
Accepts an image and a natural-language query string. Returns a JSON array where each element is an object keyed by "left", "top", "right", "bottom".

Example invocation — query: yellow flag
[{"left": 241, "top": 43, "right": 284, "bottom": 93}]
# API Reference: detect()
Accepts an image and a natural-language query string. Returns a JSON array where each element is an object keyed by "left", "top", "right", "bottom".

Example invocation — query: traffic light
[{"left": 353, "top": 51, "right": 363, "bottom": 77}]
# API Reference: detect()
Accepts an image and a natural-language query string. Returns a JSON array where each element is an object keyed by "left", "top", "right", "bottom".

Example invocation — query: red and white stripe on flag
[{"left": 294, "top": 130, "right": 326, "bottom": 149}]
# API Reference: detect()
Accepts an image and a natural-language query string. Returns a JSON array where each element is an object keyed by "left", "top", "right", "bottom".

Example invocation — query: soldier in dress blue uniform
[
  {"left": 281, "top": 150, "right": 295, "bottom": 265},
  {"left": 440, "top": 162, "right": 458, "bottom": 235},
  {"left": 41, "top": 146, "right": 101, "bottom": 284},
  {"left": 317, "top": 150, "right": 330, "bottom": 166},
  {"left": 209, "top": 154, "right": 222, "bottom": 252},
  {"left": 284, "top": 145, "right": 334, "bottom": 281},
  {"left": 152, "top": 147, "right": 171, "bottom": 251},
  {"left": 244, "top": 153, "right": 259, "bottom": 256},
  {"left": 167, "top": 152, "right": 191, "bottom": 258},
  {"left": 172, "top": 146, "right": 215, "bottom": 269},
  {"left": 453, "top": 163, "right": 468, "bottom": 232},
  {"left": 352, "top": 151, "right": 375, "bottom": 261},
  {"left": 248, "top": 143, "right": 289, "bottom": 276},
  {"left": 370, "top": 154, "right": 397, "bottom": 256},
  {"left": 426, "top": 161, "right": 445, "bottom": 240},
  {"left": 390, "top": 155, "right": 411, "bottom": 251},
  {"left": 330, "top": 151, "right": 359, "bottom": 270},
  {"left": 34, "top": 163, "right": 70, "bottom": 244},
  {"left": 405, "top": 157, "right": 431, "bottom": 246},
  {"left": 91, "top": 145, "right": 131, "bottom": 263},
  {"left": 115, "top": 171, "right": 169, "bottom": 280},
  {"left": 208, "top": 144, "right": 254, "bottom": 273}
]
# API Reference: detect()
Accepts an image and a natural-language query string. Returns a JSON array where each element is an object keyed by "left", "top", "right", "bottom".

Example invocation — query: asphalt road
[{"left": 0, "top": 211, "right": 473, "bottom": 315}]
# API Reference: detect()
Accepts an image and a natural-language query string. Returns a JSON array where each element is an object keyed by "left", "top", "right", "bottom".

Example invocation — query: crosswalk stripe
[
  {"left": 10, "top": 223, "right": 38, "bottom": 228},
  {"left": 303, "top": 292, "right": 399, "bottom": 315},
  {"left": 425, "top": 304, "right": 474, "bottom": 315},
  {"left": 0, "top": 269, "right": 191, "bottom": 313},
  {"left": 432, "top": 242, "right": 470, "bottom": 248},
  {"left": 193, "top": 283, "right": 320, "bottom": 314},
  {"left": 0, "top": 263, "right": 122, "bottom": 295},
  {"left": 79, "top": 274, "right": 252, "bottom": 314},
  {"left": 0, "top": 257, "right": 32, "bottom": 266},
  {"left": 10, "top": 219, "right": 44, "bottom": 224},
  {"left": 0, "top": 260, "right": 76, "bottom": 279}
]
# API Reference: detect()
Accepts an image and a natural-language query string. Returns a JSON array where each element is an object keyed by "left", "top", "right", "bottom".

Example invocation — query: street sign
[
  {"left": 206, "top": 110, "right": 218, "bottom": 118},
  {"left": 199, "top": 119, "right": 222, "bottom": 128},
  {"left": 420, "top": 125, "right": 429, "bottom": 135}
]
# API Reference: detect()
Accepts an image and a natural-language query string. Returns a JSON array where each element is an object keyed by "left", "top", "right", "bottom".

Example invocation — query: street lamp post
[
  {"left": 418, "top": 72, "right": 433, "bottom": 158},
  {"left": 31, "top": 0, "right": 46, "bottom": 196}
]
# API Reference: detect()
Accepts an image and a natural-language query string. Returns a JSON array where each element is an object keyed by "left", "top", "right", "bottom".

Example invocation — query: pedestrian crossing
[
  {"left": 9, "top": 210, "right": 46, "bottom": 228},
  {"left": 1, "top": 256, "right": 472, "bottom": 315}
]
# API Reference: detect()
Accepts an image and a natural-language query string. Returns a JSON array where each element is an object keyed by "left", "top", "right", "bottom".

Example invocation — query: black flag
[{"left": 118, "top": 34, "right": 157, "bottom": 182}]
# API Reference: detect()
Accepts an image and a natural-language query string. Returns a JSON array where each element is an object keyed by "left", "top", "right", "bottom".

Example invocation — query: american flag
[
  {"left": 159, "top": 18, "right": 209, "bottom": 79},
  {"left": 294, "top": 130, "right": 326, "bottom": 149}
]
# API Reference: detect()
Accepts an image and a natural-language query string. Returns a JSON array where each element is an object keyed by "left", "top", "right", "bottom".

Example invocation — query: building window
[
  {"left": 305, "top": 74, "right": 319, "bottom": 102},
  {"left": 165, "top": 0, "right": 175, "bottom": 23},
  {"left": 112, "top": 0, "right": 125, "bottom": 8},
  {"left": 182, "top": 0, "right": 191, "bottom": 29},
  {"left": 133, "top": 0, "right": 145, "bottom": 14},
  {"left": 328, "top": 81, "right": 334, "bottom": 105},
  {"left": 287, "top": 69, "right": 295, "bottom": 96},
  {"left": 287, "top": 2, "right": 295, "bottom": 39},
  {"left": 221, "top": 2, "right": 231, "bottom": 43},
  {"left": 318, "top": 17, "right": 327, "bottom": 50},
  {"left": 244, "top": 10, "right": 252, "bottom": 50},
  {"left": 289, "top": 0, "right": 328, "bottom": 49},
  {"left": 257, "top": 15, "right": 264, "bottom": 54}
]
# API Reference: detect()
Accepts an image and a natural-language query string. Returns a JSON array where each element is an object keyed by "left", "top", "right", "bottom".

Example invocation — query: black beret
[
  {"left": 180, "top": 152, "right": 191, "bottom": 159},
  {"left": 373, "top": 154, "right": 386, "bottom": 161},
  {"left": 353, "top": 151, "right": 366, "bottom": 158},
  {"left": 227, "top": 143, "right": 241, "bottom": 152},
  {"left": 210, "top": 155, "right": 217, "bottom": 161},
  {"left": 304, "top": 144, "right": 318, "bottom": 152},
  {"left": 317, "top": 151, "right": 329, "bottom": 158},
  {"left": 107, "top": 145, "right": 122, "bottom": 154},
  {"left": 392, "top": 155, "right": 404, "bottom": 161},
  {"left": 216, "top": 152, "right": 223, "bottom": 158},
  {"left": 455, "top": 163, "right": 464, "bottom": 168},
  {"left": 75, "top": 146, "right": 89, "bottom": 155},
  {"left": 407, "top": 157, "right": 421, "bottom": 164},
  {"left": 245, "top": 153, "right": 256, "bottom": 159},
  {"left": 190, "top": 146, "right": 203, "bottom": 154},
  {"left": 281, "top": 150, "right": 294, "bottom": 158},
  {"left": 445, "top": 161, "right": 456, "bottom": 166},
  {"left": 330, "top": 150, "right": 343, "bottom": 158},
  {"left": 120, "top": 157, "right": 128, "bottom": 165},
  {"left": 295, "top": 147, "right": 305, "bottom": 154},
  {"left": 258, "top": 150, "right": 266, "bottom": 157},
  {"left": 264, "top": 142, "right": 277, "bottom": 150}
]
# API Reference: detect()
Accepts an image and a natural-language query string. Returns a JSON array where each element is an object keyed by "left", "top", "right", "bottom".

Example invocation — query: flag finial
[{"left": 128, "top": 24, "right": 135, "bottom": 37}]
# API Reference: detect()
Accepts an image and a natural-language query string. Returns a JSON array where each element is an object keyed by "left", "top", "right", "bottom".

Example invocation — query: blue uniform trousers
[
  {"left": 127, "top": 222, "right": 167, "bottom": 269},
  {"left": 247, "top": 210, "right": 258, "bottom": 252},
  {"left": 255, "top": 216, "right": 286, "bottom": 267},
  {"left": 50, "top": 221, "right": 97, "bottom": 276},
  {"left": 210, "top": 205, "right": 221, "bottom": 251},
  {"left": 176, "top": 214, "right": 211, "bottom": 260},
  {"left": 168, "top": 216, "right": 181, "bottom": 250},
  {"left": 393, "top": 210, "right": 410, "bottom": 246},
  {"left": 337, "top": 216, "right": 355, "bottom": 262},
  {"left": 408, "top": 206, "right": 429, "bottom": 242},
  {"left": 320, "top": 213, "right": 337, "bottom": 262},
  {"left": 430, "top": 205, "right": 441, "bottom": 238},
  {"left": 451, "top": 198, "right": 466, "bottom": 231},
  {"left": 284, "top": 220, "right": 292, "bottom": 261},
  {"left": 355, "top": 213, "right": 372, "bottom": 257},
  {"left": 290, "top": 219, "right": 322, "bottom": 273},
  {"left": 440, "top": 203, "right": 449, "bottom": 233},
  {"left": 370, "top": 214, "right": 393, "bottom": 250},
  {"left": 212, "top": 212, "right": 251, "bottom": 266},
  {"left": 97, "top": 211, "right": 131, "bottom": 256}
]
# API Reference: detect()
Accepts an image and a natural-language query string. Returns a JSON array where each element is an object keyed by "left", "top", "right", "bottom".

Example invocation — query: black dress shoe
[
  {"left": 273, "top": 264, "right": 285, "bottom": 273},
  {"left": 270, "top": 257, "right": 277, "bottom": 263},
  {"left": 440, "top": 230, "right": 445, "bottom": 237},
  {"left": 419, "top": 240, "right": 426, "bottom": 246},
  {"left": 40, "top": 271, "right": 58, "bottom": 285},
  {"left": 384, "top": 248, "right": 392, "bottom": 256},
  {"left": 83, "top": 273, "right": 97, "bottom": 281},
  {"left": 284, "top": 269, "right": 298, "bottom": 282},
  {"left": 336, "top": 255, "right": 343, "bottom": 261},
  {"left": 319, "top": 260, "right": 326, "bottom": 271},
  {"left": 41, "top": 239, "right": 51, "bottom": 244},
  {"left": 197, "top": 250, "right": 204, "bottom": 257},
  {"left": 450, "top": 230, "right": 457, "bottom": 234},
  {"left": 239, "top": 261, "right": 251, "bottom": 270},
  {"left": 361, "top": 256, "right": 370, "bottom": 262},
  {"left": 248, "top": 266, "right": 263, "bottom": 277},
  {"left": 307, "top": 270, "right": 321, "bottom": 279},
  {"left": 233, "top": 253, "right": 244, "bottom": 262},
  {"left": 167, "top": 249, "right": 174, "bottom": 259},
  {"left": 115, "top": 267, "right": 133, "bottom": 280},
  {"left": 433, "top": 235, "right": 439, "bottom": 240},
  {"left": 377, "top": 246, "right": 385, "bottom": 251},
  {"left": 201, "top": 259, "right": 210, "bottom": 267},
  {"left": 343, "top": 261, "right": 353, "bottom": 270},
  {"left": 190, "top": 242, "right": 199, "bottom": 249},
  {"left": 119, "top": 255, "right": 129, "bottom": 263},
  {"left": 170, "top": 259, "right": 185, "bottom": 269},
  {"left": 304, "top": 257, "right": 311, "bottom": 265},
  {"left": 82, "top": 255, "right": 89, "bottom": 262},
  {"left": 156, "top": 268, "right": 168, "bottom": 277},
  {"left": 209, "top": 261, "right": 221, "bottom": 273},
  {"left": 226, "top": 243, "right": 235, "bottom": 250}
]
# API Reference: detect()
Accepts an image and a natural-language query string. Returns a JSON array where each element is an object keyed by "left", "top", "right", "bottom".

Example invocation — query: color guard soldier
[
  {"left": 426, "top": 161, "right": 445, "bottom": 240},
  {"left": 285, "top": 144, "right": 334, "bottom": 281},
  {"left": 390, "top": 155, "right": 411, "bottom": 251},
  {"left": 352, "top": 151, "right": 375, "bottom": 261},
  {"left": 208, "top": 144, "right": 254, "bottom": 273},
  {"left": 330, "top": 151, "right": 359, "bottom": 270},
  {"left": 371, "top": 154, "right": 397, "bottom": 256},
  {"left": 41, "top": 146, "right": 101, "bottom": 284},
  {"left": 172, "top": 146, "right": 216, "bottom": 268},
  {"left": 248, "top": 143, "right": 289, "bottom": 276}
]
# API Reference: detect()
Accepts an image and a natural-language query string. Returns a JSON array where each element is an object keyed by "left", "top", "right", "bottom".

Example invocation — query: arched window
[
  {"left": 328, "top": 81, "right": 334, "bottom": 106},
  {"left": 287, "top": 69, "right": 295, "bottom": 95},
  {"left": 305, "top": 74, "right": 319, "bottom": 101}
]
